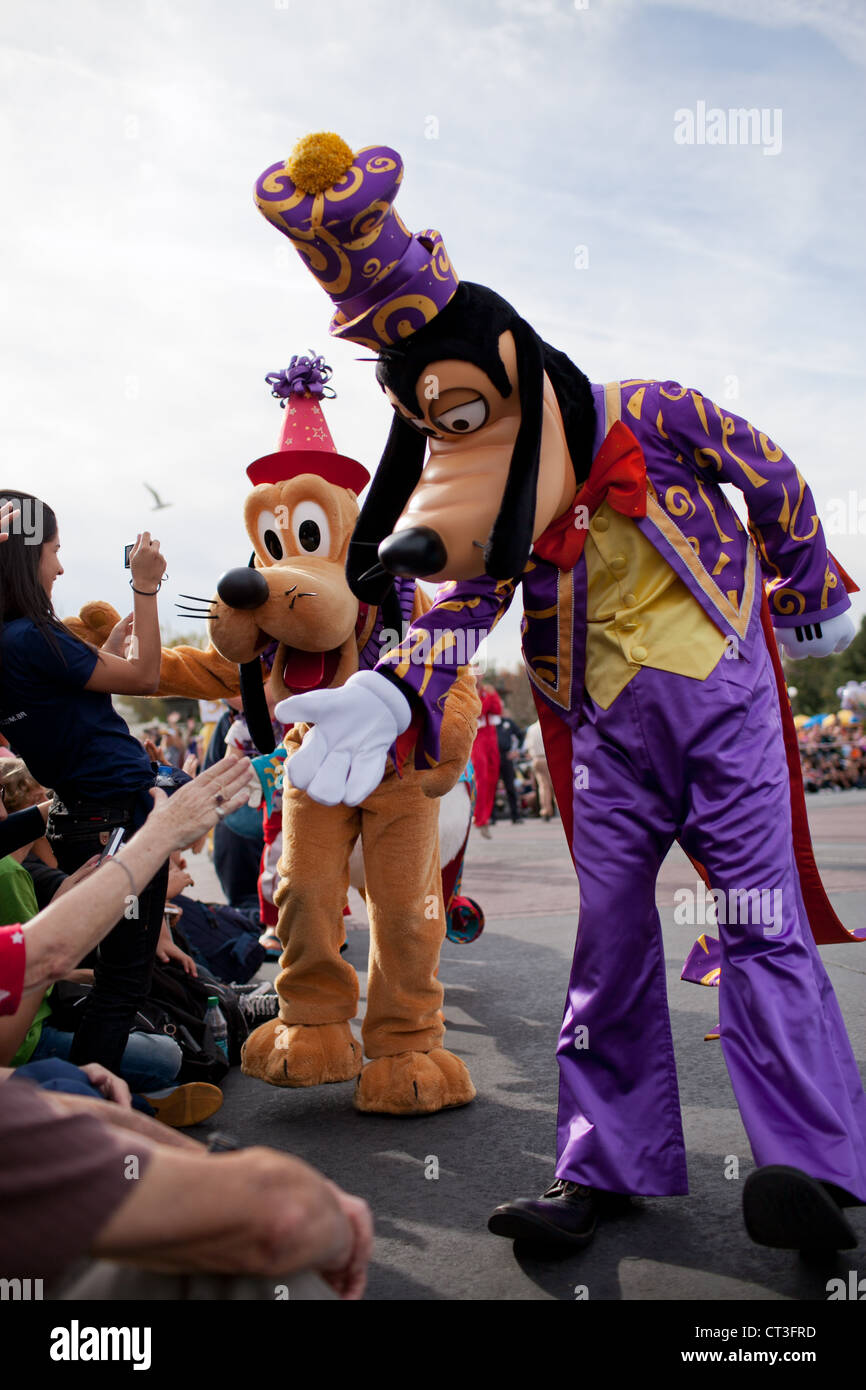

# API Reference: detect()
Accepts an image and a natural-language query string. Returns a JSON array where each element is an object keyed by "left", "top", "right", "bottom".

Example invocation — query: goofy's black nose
[
  {"left": 217, "top": 566, "right": 270, "bottom": 610},
  {"left": 378, "top": 527, "right": 448, "bottom": 578}
]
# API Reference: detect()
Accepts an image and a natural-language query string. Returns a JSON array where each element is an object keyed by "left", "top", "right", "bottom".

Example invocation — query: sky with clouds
[{"left": 1, "top": 0, "right": 863, "bottom": 669}]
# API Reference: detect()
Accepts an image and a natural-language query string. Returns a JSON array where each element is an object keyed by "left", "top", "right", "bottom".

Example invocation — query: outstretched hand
[{"left": 276, "top": 671, "right": 411, "bottom": 808}]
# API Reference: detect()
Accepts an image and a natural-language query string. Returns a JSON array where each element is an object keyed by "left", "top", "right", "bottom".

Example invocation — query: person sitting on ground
[{"left": 0, "top": 753, "right": 255, "bottom": 1125}]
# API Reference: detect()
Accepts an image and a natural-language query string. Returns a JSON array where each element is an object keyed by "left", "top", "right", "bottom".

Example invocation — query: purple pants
[{"left": 556, "top": 646, "right": 866, "bottom": 1199}]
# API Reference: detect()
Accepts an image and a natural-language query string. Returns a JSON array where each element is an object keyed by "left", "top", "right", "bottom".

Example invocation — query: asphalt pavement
[{"left": 185, "top": 788, "right": 866, "bottom": 1302}]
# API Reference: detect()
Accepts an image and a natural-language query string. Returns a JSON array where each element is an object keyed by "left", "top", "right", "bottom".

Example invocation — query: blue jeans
[
  {"left": 11, "top": 1058, "right": 155, "bottom": 1113},
  {"left": 32, "top": 1024, "right": 182, "bottom": 1093}
]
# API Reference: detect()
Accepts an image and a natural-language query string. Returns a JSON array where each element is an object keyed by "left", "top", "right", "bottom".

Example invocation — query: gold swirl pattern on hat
[
  {"left": 332, "top": 325, "right": 383, "bottom": 352},
  {"left": 286, "top": 219, "right": 351, "bottom": 296},
  {"left": 346, "top": 201, "right": 391, "bottom": 249},
  {"left": 314, "top": 225, "right": 353, "bottom": 295},
  {"left": 372, "top": 294, "right": 441, "bottom": 344},
  {"left": 361, "top": 257, "right": 400, "bottom": 285},
  {"left": 324, "top": 164, "right": 365, "bottom": 202},
  {"left": 418, "top": 229, "right": 454, "bottom": 283},
  {"left": 284, "top": 226, "right": 331, "bottom": 276},
  {"left": 365, "top": 154, "right": 398, "bottom": 175},
  {"left": 256, "top": 173, "right": 306, "bottom": 217},
  {"left": 393, "top": 209, "right": 412, "bottom": 238}
]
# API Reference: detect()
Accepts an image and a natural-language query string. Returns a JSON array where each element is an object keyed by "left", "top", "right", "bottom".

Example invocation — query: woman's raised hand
[{"left": 128, "top": 532, "right": 167, "bottom": 593}]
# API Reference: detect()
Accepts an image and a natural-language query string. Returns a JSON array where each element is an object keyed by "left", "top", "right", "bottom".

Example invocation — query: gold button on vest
[{"left": 584, "top": 502, "right": 727, "bottom": 709}]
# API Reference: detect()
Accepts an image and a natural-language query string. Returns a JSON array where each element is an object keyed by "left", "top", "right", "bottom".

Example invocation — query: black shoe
[
  {"left": 743, "top": 1165, "right": 859, "bottom": 1251},
  {"left": 236, "top": 986, "right": 281, "bottom": 1026},
  {"left": 488, "top": 1178, "right": 599, "bottom": 1249}
]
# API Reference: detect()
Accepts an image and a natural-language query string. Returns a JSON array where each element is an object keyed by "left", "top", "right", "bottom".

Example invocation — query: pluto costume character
[
  {"left": 255, "top": 132, "right": 866, "bottom": 1247},
  {"left": 68, "top": 358, "right": 480, "bottom": 1115}
]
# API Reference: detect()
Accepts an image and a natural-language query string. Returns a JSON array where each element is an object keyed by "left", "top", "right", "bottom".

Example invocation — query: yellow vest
[{"left": 583, "top": 501, "right": 727, "bottom": 709}]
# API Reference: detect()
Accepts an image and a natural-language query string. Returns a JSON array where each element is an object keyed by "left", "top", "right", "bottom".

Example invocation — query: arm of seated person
[
  {"left": 92, "top": 1143, "right": 358, "bottom": 1285},
  {"left": 44, "top": 1089, "right": 200, "bottom": 1149}
]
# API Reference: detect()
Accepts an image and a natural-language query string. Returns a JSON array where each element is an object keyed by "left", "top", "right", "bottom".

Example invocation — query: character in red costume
[{"left": 471, "top": 676, "right": 502, "bottom": 839}]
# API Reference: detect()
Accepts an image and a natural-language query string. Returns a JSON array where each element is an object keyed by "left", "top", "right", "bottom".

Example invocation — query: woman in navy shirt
[{"left": 0, "top": 491, "right": 169, "bottom": 1073}]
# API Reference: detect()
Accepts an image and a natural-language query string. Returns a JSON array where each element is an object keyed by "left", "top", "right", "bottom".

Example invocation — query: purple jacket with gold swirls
[{"left": 375, "top": 379, "right": 851, "bottom": 769}]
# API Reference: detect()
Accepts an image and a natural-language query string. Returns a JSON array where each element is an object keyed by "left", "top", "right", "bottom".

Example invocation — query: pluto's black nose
[
  {"left": 378, "top": 527, "right": 448, "bottom": 578},
  {"left": 217, "top": 566, "right": 270, "bottom": 610}
]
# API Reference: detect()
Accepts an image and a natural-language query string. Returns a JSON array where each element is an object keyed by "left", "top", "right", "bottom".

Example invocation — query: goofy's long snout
[{"left": 378, "top": 527, "right": 448, "bottom": 579}]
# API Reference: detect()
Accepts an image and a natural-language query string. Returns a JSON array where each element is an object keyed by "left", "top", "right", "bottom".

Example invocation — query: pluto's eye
[
  {"left": 291, "top": 501, "right": 330, "bottom": 556},
  {"left": 256, "top": 509, "right": 286, "bottom": 563},
  {"left": 431, "top": 397, "right": 488, "bottom": 435}
]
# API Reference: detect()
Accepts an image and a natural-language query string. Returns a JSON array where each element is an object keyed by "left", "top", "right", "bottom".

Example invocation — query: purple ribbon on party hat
[{"left": 266, "top": 354, "right": 334, "bottom": 403}]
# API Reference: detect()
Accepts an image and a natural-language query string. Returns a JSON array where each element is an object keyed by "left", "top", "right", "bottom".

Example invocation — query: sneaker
[
  {"left": 141, "top": 1082, "right": 224, "bottom": 1128},
  {"left": 237, "top": 988, "right": 281, "bottom": 1025}
]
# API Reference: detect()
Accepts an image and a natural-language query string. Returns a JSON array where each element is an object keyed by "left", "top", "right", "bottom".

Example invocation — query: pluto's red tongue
[{"left": 283, "top": 647, "right": 326, "bottom": 691}]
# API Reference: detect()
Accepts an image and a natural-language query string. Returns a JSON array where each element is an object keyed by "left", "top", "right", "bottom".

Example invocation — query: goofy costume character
[{"left": 255, "top": 131, "right": 865, "bottom": 1251}]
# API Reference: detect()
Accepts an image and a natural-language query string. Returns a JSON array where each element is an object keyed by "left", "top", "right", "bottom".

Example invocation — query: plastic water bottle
[{"left": 205, "top": 996, "right": 229, "bottom": 1059}]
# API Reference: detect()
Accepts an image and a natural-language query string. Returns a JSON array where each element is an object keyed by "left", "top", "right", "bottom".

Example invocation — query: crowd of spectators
[
  {"left": 797, "top": 718, "right": 866, "bottom": 793},
  {"left": 0, "top": 493, "right": 371, "bottom": 1301}
]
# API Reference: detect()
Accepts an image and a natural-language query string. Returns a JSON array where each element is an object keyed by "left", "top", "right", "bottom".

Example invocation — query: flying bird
[{"left": 144, "top": 483, "right": 172, "bottom": 511}]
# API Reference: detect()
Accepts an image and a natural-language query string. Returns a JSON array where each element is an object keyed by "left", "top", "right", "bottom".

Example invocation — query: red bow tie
[{"left": 532, "top": 421, "right": 647, "bottom": 571}]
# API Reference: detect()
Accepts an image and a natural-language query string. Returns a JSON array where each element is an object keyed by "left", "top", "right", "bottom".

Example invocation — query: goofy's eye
[
  {"left": 431, "top": 398, "right": 489, "bottom": 435},
  {"left": 256, "top": 510, "right": 285, "bottom": 562},
  {"left": 291, "top": 501, "right": 330, "bottom": 556}
]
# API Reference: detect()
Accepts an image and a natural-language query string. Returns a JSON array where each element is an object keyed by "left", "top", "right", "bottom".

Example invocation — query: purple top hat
[{"left": 254, "top": 132, "right": 459, "bottom": 351}]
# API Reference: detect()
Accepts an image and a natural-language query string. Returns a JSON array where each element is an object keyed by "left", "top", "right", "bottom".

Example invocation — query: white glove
[
  {"left": 774, "top": 612, "right": 855, "bottom": 661},
  {"left": 275, "top": 670, "right": 412, "bottom": 807}
]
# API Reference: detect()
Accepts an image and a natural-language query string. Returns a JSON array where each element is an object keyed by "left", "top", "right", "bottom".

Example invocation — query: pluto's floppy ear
[
  {"left": 483, "top": 317, "right": 545, "bottom": 580},
  {"left": 346, "top": 412, "right": 426, "bottom": 605}
]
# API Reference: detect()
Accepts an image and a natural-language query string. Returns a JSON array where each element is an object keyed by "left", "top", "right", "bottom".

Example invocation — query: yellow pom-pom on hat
[{"left": 288, "top": 132, "right": 355, "bottom": 195}]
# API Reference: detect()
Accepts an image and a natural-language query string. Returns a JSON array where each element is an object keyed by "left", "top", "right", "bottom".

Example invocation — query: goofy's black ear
[
  {"left": 483, "top": 318, "right": 545, "bottom": 579},
  {"left": 239, "top": 658, "right": 275, "bottom": 755},
  {"left": 237, "top": 550, "right": 275, "bottom": 755},
  {"left": 346, "top": 412, "right": 427, "bottom": 605}
]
